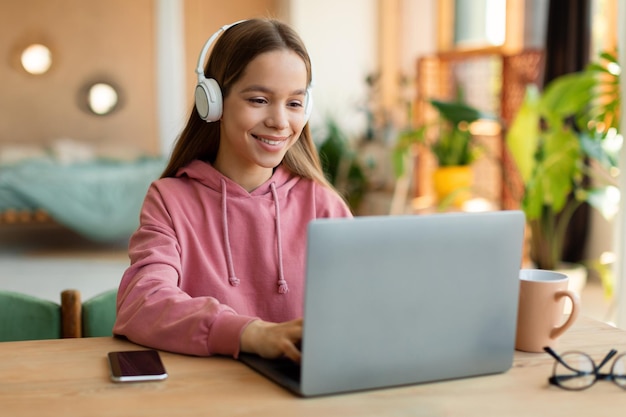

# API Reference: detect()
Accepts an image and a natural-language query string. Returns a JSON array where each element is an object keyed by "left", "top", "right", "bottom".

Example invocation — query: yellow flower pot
[{"left": 432, "top": 165, "right": 473, "bottom": 208}]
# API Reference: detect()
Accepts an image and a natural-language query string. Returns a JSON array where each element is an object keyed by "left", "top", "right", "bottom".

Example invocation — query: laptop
[{"left": 239, "top": 210, "right": 525, "bottom": 397}]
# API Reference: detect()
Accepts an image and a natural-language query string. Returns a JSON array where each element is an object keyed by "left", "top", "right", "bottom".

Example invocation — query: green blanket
[{"left": 0, "top": 157, "right": 165, "bottom": 242}]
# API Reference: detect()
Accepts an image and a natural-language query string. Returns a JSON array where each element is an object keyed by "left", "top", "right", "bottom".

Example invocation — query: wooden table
[{"left": 3, "top": 316, "right": 626, "bottom": 416}]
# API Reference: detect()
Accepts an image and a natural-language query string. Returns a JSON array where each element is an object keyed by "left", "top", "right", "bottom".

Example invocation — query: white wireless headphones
[{"left": 194, "top": 20, "right": 314, "bottom": 123}]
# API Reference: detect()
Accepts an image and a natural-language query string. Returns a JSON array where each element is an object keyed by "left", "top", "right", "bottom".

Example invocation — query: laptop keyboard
[{"left": 272, "top": 356, "right": 301, "bottom": 382}]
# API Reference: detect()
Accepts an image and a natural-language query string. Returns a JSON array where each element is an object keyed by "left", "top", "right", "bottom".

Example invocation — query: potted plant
[
  {"left": 505, "top": 51, "right": 621, "bottom": 293},
  {"left": 393, "top": 94, "right": 498, "bottom": 207}
]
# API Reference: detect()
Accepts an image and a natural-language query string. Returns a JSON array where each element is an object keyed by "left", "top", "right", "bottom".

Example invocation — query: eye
[
  {"left": 288, "top": 100, "right": 304, "bottom": 109},
  {"left": 247, "top": 97, "right": 268, "bottom": 105}
]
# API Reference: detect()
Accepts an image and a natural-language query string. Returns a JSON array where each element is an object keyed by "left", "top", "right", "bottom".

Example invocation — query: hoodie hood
[
  {"left": 176, "top": 160, "right": 297, "bottom": 294},
  {"left": 176, "top": 160, "right": 297, "bottom": 198}
]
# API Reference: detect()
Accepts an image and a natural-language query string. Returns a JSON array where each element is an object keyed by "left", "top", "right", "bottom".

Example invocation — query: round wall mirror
[
  {"left": 88, "top": 83, "right": 119, "bottom": 115},
  {"left": 80, "top": 81, "right": 122, "bottom": 116}
]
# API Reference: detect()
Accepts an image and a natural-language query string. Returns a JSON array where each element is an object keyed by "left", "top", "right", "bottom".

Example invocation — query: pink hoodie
[{"left": 113, "top": 160, "right": 352, "bottom": 357}]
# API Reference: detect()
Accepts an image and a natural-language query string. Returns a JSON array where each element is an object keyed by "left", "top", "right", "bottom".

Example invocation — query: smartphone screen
[{"left": 107, "top": 350, "right": 168, "bottom": 382}]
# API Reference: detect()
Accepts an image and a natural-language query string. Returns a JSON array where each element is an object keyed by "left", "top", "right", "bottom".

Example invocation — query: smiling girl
[{"left": 113, "top": 19, "right": 352, "bottom": 362}]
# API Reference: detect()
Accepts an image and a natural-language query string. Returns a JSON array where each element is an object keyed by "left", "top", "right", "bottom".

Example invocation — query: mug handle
[{"left": 550, "top": 290, "right": 581, "bottom": 339}]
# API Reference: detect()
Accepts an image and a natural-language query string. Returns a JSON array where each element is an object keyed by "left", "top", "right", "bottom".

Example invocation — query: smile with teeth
[{"left": 253, "top": 135, "right": 286, "bottom": 146}]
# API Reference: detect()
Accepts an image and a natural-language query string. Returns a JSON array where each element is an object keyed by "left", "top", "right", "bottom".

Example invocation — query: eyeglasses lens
[
  {"left": 554, "top": 352, "right": 595, "bottom": 390},
  {"left": 611, "top": 354, "right": 626, "bottom": 388}
]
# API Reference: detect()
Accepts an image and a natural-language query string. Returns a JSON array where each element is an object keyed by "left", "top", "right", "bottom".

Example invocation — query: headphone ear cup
[
  {"left": 303, "top": 88, "right": 313, "bottom": 123},
  {"left": 195, "top": 77, "right": 223, "bottom": 122}
]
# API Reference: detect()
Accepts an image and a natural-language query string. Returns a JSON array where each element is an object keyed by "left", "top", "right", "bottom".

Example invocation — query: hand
[{"left": 240, "top": 318, "right": 303, "bottom": 363}]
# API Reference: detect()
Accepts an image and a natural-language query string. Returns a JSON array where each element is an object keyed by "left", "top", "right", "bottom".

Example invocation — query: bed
[{"left": 0, "top": 140, "right": 166, "bottom": 242}]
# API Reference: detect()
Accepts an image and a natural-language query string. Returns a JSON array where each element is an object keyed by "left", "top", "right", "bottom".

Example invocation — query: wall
[
  {"left": 0, "top": 0, "right": 159, "bottom": 154},
  {"left": 286, "top": 0, "right": 379, "bottom": 138},
  {"left": 157, "top": 0, "right": 279, "bottom": 154},
  {"left": 0, "top": 0, "right": 280, "bottom": 156},
  {"left": 0, "top": 0, "right": 427, "bottom": 157},
  {"left": 286, "top": 0, "right": 436, "bottom": 141},
  {"left": 183, "top": 0, "right": 282, "bottom": 101}
]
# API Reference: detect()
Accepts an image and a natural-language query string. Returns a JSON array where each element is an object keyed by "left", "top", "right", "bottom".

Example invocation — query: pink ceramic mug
[{"left": 515, "top": 269, "right": 581, "bottom": 353}]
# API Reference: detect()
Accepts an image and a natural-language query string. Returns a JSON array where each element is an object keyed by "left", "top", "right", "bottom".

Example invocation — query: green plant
[
  {"left": 506, "top": 51, "right": 621, "bottom": 274},
  {"left": 393, "top": 96, "right": 497, "bottom": 178},
  {"left": 317, "top": 117, "right": 367, "bottom": 212}
]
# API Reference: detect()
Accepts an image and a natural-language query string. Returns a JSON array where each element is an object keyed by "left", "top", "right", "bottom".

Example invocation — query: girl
[{"left": 113, "top": 19, "right": 352, "bottom": 363}]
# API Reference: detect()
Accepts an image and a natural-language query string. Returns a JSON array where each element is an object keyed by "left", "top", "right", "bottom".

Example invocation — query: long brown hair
[{"left": 161, "top": 19, "right": 332, "bottom": 189}]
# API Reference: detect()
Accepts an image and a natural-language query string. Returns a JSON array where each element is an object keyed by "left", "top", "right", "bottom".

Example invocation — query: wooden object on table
[{"left": 61, "top": 289, "right": 82, "bottom": 338}]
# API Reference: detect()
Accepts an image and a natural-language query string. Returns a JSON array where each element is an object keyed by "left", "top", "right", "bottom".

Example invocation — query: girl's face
[{"left": 215, "top": 49, "right": 309, "bottom": 191}]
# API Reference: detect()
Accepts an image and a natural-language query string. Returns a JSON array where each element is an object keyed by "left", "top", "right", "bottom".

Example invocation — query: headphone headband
[{"left": 195, "top": 20, "right": 247, "bottom": 79}]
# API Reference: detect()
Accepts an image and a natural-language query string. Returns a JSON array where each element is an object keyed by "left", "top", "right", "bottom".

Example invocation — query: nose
[{"left": 265, "top": 105, "right": 289, "bottom": 130}]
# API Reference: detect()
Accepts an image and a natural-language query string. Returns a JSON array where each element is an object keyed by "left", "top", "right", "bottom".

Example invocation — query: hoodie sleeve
[{"left": 113, "top": 184, "right": 257, "bottom": 357}]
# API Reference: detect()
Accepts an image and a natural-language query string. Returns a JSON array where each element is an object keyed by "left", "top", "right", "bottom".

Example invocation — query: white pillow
[
  {"left": 96, "top": 143, "right": 145, "bottom": 162},
  {"left": 0, "top": 144, "right": 49, "bottom": 165},
  {"left": 49, "top": 138, "right": 96, "bottom": 165}
]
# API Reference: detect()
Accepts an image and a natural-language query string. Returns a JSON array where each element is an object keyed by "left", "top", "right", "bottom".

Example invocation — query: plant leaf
[
  {"left": 430, "top": 99, "right": 498, "bottom": 125},
  {"left": 541, "top": 129, "right": 580, "bottom": 212},
  {"left": 505, "top": 85, "right": 541, "bottom": 182},
  {"left": 540, "top": 73, "right": 595, "bottom": 123},
  {"left": 523, "top": 173, "right": 544, "bottom": 220}
]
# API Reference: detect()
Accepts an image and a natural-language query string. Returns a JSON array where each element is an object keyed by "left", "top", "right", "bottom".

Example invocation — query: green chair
[
  {"left": 0, "top": 289, "right": 81, "bottom": 341},
  {"left": 82, "top": 289, "right": 117, "bottom": 337}
]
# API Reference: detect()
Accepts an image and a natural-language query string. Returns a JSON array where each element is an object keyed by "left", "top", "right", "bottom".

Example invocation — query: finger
[
  {"left": 286, "top": 323, "right": 303, "bottom": 339},
  {"left": 283, "top": 341, "right": 302, "bottom": 364},
  {"left": 285, "top": 319, "right": 303, "bottom": 354}
]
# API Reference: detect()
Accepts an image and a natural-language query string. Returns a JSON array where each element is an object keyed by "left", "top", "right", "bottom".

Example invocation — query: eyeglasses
[{"left": 544, "top": 346, "right": 626, "bottom": 390}]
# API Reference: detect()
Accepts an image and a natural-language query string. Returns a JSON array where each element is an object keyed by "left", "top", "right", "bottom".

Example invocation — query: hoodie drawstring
[
  {"left": 220, "top": 178, "right": 288, "bottom": 294},
  {"left": 221, "top": 179, "right": 240, "bottom": 287},
  {"left": 270, "top": 183, "right": 288, "bottom": 294}
]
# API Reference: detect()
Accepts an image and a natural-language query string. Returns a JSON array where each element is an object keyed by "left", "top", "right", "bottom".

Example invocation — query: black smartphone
[{"left": 107, "top": 350, "right": 168, "bottom": 382}]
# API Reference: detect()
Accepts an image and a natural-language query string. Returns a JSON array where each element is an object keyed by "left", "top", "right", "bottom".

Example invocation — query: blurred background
[{"left": 0, "top": 0, "right": 623, "bottom": 325}]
